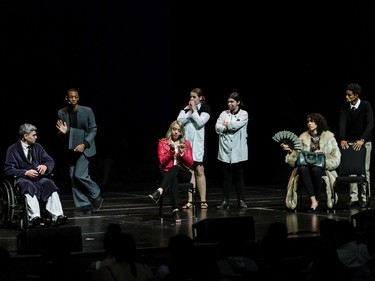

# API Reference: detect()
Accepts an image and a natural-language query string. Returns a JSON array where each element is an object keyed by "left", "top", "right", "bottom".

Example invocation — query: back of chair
[{"left": 339, "top": 144, "right": 367, "bottom": 176}]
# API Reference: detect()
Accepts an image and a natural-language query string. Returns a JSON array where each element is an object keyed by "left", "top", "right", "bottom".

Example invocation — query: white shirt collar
[
  {"left": 352, "top": 99, "right": 361, "bottom": 110},
  {"left": 21, "top": 141, "right": 29, "bottom": 149}
]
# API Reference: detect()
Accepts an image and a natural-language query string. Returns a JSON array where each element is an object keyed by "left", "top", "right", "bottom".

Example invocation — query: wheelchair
[{"left": 0, "top": 177, "right": 51, "bottom": 230}]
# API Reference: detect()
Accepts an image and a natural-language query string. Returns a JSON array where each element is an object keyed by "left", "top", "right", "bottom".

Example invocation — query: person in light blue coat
[{"left": 215, "top": 92, "right": 248, "bottom": 209}]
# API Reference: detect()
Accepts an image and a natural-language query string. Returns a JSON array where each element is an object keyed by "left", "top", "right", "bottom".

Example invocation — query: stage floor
[{"left": 0, "top": 182, "right": 371, "bottom": 257}]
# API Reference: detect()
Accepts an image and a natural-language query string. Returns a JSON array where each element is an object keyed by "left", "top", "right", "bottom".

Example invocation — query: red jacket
[{"left": 157, "top": 139, "right": 194, "bottom": 171}]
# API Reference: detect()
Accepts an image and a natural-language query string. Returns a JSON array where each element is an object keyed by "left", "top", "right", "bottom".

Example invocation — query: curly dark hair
[{"left": 306, "top": 112, "right": 329, "bottom": 134}]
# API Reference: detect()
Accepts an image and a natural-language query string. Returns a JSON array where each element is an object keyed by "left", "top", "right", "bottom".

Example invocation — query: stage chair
[{"left": 332, "top": 143, "right": 369, "bottom": 210}]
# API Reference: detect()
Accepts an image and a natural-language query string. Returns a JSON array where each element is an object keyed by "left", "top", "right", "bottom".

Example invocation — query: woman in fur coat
[{"left": 281, "top": 113, "right": 341, "bottom": 212}]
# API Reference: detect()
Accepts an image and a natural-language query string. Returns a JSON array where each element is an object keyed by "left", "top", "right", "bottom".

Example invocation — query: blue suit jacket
[{"left": 57, "top": 105, "right": 97, "bottom": 157}]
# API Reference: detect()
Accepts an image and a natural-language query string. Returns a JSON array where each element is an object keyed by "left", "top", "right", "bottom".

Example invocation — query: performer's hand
[
  {"left": 340, "top": 140, "right": 349, "bottom": 150},
  {"left": 36, "top": 164, "right": 47, "bottom": 175},
  {"left": 280, "top": 143, "right": 292, "bottom": 152},
  {"left": 353, "top": 139, "right": 365, "bottom": 151},
  {"left": 169, "top": 141, "right": 176, "bottom": 151},
  {"left": 74, "top": 143, "right": 85, "bottom": 153},
  {"left": 223, "top": 122, "right": 229, "bottom": 132},
  {"left": 56, "top": 120, "right": 68, "bottom": 134},
  {"left": 26, "top": 169, "right": 39, "bottom": 179},
  {"left": 179, "top": 143, "right": 186, "bottom": 154},
  {"left": 189, "top": 101, "right": 197, "bottom": 112}
]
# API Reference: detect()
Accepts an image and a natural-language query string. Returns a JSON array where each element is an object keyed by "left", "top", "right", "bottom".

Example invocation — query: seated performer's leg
[
  {"left": 17, "top": 178, "right": 44, "bottom": 226},
  {"left": 149, "top": 166, "right": 181, "bottom": 203},
  {"left": 38, "top": 178, "right": 67, "bottom": 225},
  {"left": 25, "top": 193, "right": 41, "bottom": 220},
  {"left": 46, "top": 192, "right": 67, "bottom": 225}
]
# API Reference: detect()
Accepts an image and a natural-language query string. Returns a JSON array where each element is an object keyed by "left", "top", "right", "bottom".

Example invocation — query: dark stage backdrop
[{"left": 1, "top": 1, "right": 375, "bottom": 190}]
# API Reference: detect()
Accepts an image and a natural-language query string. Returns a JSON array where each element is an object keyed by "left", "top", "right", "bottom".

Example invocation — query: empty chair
[{"left": 332, "top": 143, "right": 369, "bottom": 210}]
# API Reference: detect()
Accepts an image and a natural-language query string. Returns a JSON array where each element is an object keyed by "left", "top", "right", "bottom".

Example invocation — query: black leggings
[
  {"left": 298, "top": 165, "right": 325, "bottom": 198},
  {"left": 160, "top": 165, "right": 192, "bottom": 210}
]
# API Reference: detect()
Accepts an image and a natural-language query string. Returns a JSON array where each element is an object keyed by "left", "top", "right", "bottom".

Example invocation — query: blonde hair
[{"left": 164, "top": 120, "right": 186, "bottom": 143}]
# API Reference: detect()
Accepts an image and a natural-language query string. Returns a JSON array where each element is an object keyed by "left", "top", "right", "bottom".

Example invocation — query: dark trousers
[
  {"left": 160, "top": 165, "right": 192, "bottom": 210},
  {"left": 298, "top": 165, "right": 325, "bottom": 198},
  {"left": 220, "top": 161, "right": 245, "bottom": 201}
]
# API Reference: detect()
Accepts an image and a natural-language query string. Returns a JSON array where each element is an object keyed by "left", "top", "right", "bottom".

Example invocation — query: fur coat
[{"left": 284, "top": 130, "right": 341, "bottom": 209}]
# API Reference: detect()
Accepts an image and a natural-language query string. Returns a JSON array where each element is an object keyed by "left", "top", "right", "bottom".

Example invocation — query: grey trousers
[
  {"left": 69, "top": 153, "right": 101, "bottom": 208},
  {"left": 350, "top": 141, "right": 372, "bottom": 201}
]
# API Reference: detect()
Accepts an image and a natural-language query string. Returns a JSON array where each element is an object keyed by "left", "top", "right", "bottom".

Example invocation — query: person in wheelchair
[{"left": 4, "top": 123, "right": 68, "bottom": 227}]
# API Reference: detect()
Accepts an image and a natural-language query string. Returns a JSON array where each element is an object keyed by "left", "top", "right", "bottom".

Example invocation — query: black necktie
[
  {"left": 27, "top": 146, "right": 32, "bottom": 162},
  {"left": 351, "top": 107, "right": 356, "bottom": 111}
]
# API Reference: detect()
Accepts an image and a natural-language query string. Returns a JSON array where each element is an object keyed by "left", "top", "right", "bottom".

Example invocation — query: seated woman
[
  {"left": 281, "top": 113, "right": 341, "bottom": 212},
  {"left": 148, "top": 120, "right": 194, "bottom": 223}
]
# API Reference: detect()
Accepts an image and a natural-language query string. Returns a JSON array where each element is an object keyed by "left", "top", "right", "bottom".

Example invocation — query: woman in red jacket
[{"left": 149, "top": 120, "right": 194, "bottom": 222}]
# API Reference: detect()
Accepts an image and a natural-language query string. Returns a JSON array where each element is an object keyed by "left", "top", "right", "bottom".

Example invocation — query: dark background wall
[{"left": 1, "top": 1, "right": 375, "bottom": 190}]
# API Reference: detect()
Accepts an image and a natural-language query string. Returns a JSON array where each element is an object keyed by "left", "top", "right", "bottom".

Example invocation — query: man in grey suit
[{"left": 56, "top": 88, "right": 103, "bottom": 215}]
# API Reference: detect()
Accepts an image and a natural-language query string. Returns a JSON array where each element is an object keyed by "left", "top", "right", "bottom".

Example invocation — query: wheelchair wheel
[{"left": 0, "top": 180, "right": 16, "bottom": 225}]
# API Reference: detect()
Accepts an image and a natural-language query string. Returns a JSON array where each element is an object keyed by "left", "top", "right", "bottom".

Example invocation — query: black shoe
[
  {"left": 92, "top": 196, "right": 104, "bottom": 213},
  {"left": 29, "top": 216, "right": 44, "bottom": 227},
  {"left": 308, "top": 207, "right": 318, "bottom": 213},
  {"left": 238, "top": 200, "right": 248, "bottom": 209},
  {"left": 360, "top": 201, "right": 370, "bottom": 208},
  {"left": 347, "top": 200, "right": 359, "bottom": 207},
  {"left": 54, "top": 215, "right": 68, "bottom": 226},
  {"left": 217, "top": 200, "right": 230, "bottom": 210},
  {"left": 171, "top": 209, "right": 181, "bottom": 223},
  {"left": 308, "top": 202, "right": 319, "bottom": 213},
  {"left": 75, "top": 205, "right": 92, "bottom": 216},
  {"left": 148, "top": 190, "right": 161, "bottom": 203},
  {"left": 43, "top": 215, "right": 53, "bottom": 226}
]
